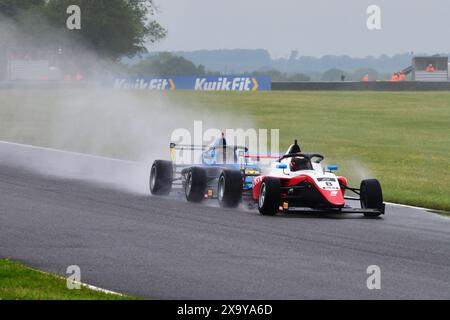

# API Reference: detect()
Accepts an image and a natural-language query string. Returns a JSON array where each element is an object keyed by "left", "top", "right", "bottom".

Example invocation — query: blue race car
[{"left": 149, "top": 134, "right": 261, "bottom": 208}]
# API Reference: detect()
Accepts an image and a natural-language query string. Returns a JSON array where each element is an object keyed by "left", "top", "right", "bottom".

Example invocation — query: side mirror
[
  {"left": 327, "top": 165, "right": 338, "bottom": 171},
  {"left": 276, "top": 163, "right": 287, "bottom": 169}
]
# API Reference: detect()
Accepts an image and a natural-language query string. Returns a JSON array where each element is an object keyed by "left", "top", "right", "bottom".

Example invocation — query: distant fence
[
  {"left": 113, "top": 78, "right": 450, "bottom": 92},
  {"left": 113, "top": 76, "right": 271, "bottom": 91},
  {"left": 272, "top": 81, "right": 450, "bottom": 91},
  {"left": 0, "top": 81, "right": 93, "bottom": 89},
  {"left": 3, "top": 78, "right": 450, "bottom": 92}
]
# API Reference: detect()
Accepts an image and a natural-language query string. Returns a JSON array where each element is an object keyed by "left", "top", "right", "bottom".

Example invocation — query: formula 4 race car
[
  {"left": 252, "top": 140, "right": 385, "bottom": 217},
  {"left": 149, "top": 133, "right": 263, "bottom": 207}
]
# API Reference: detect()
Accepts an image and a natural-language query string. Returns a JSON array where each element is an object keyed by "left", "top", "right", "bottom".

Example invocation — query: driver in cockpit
[
  {"left": 286, "top": 140, "right": 312, "bottom": 171},
  {"left": 290, "top": 156, "right": 311, "bottom": 171}
]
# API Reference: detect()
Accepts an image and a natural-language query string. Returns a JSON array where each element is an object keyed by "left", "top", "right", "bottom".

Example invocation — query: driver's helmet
[{"left": 290, "top": 156, "right": 310, "bottom": 172}]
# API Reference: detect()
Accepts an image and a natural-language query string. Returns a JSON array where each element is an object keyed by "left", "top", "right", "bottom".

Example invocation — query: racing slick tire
[
  {"left": 360, "top": 179, "right": 383, "bottom": 217},
  {"left": 217, "top": 170, "right": 243, "bottom": 208},
  {"left": 150, "top": 160, "right": 173, "bottom": 196},
  {"left": 185, "top": 167, "right": 207, "bottom": 203},
  {"left": 258, "top": 177, "right": 281, "bottom": 216}
]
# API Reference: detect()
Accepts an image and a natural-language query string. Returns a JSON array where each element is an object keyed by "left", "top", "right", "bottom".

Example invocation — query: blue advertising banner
[{"left": 113, "top": 75, "right": 271, "bottom": 91}]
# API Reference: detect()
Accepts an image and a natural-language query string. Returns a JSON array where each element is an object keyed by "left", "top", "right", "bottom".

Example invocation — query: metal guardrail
[
  {"left": 271, "top": 81, "right": 450, "bottom": 91},
  {"left": 2, "top": 80, "right": 450, "bottom": 91}
]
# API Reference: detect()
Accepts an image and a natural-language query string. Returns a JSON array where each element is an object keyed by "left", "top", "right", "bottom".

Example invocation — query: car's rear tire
[
  {"left": 185, "top": 167, "right": 207, "bottom": 203},
  {"left": 258, "top": 177, "right": 281, "bottom": 216},
  {"left": 218, "top": 170, "right": 243, "bottom": 208},
  {"left": 360, "top": 179, "right": 383, "bottom": 217},
  {"left": 150, "top": 160, "right": 173, "bottom": 196}
]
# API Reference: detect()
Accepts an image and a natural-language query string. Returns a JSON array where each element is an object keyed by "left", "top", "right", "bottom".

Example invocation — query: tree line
[
  {"left": 0, "top": 0, "right": 166, "bottom": 61},
  {"left": 124, "top": 52, "right": 388, "bottom": 82}
]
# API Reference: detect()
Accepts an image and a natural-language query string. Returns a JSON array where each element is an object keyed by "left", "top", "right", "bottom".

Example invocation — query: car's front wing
[{"left": 282, "top": 203, "right": 385, "bottom": 215}]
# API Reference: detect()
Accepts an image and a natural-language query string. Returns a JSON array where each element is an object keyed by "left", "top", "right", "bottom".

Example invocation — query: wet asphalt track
[{"left": 0, "top": 142, "right": 449, "bottom": 299}]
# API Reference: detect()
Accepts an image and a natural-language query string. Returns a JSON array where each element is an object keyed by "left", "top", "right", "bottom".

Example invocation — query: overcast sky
[{"left": 152, "top": 0, "right": 450, "bottom": 58}]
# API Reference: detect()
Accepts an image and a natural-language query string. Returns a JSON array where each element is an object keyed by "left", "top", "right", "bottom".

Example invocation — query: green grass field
[
  {"left": 0, "top": 88, "right": 449, "bottom": 211},
  {"left": 0, "top": 259, "right": 137, "bottom": 300}
]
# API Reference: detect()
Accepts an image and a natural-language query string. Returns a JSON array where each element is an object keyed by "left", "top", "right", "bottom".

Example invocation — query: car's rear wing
[
  {"left": 169, "top": 142, "right": 250, "bottom": 163},
  {"left": 244, "top": 154, "right": 284, "bottom": 168},
  {"left": 169, "top": 143, "right": 207, "bottom": 150},
  {"left": 169, "top": 143, "right": 207, "bottom": 162},
  {"left": 244, "top": 153, "right": 283, "bottom": 160}
]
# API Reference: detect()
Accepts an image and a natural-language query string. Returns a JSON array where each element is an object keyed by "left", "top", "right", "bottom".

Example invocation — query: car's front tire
[
  {"left": 217, "top": 170, "right": 243, "bottom": 208},
  {"left": 150, "top": 160, "right": 173, "bottom": 196},
  {"left": 258, "top": 177, "right": 281, "bottom": 216},
  {"left": 360, "top": 179, "right": 383, "bottom": 217}
]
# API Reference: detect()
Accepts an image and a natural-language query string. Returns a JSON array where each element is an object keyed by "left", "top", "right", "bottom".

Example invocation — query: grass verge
[{"left": 0, "top": 259, "right": 138, "bottom": 300}]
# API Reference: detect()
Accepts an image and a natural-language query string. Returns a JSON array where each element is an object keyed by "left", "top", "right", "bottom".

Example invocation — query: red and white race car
[{"left": 252, "top": 140, "right": 385, "bottom": 217}]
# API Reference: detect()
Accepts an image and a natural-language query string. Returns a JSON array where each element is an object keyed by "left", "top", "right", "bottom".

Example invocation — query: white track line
[
  {"left": 33, "top": 268, "right": 124, "bottom": 296},
  {"left": 76, "top": 282, "right": 123, "bottom": 296},
  {"left": 384, "top": 202, "right": 431, "bottom": 212}
]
